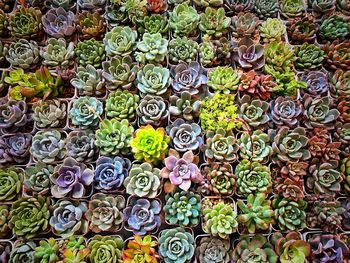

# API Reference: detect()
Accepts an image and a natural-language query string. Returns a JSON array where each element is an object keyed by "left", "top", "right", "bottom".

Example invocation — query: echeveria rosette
[
  {"left": 89, "top": 235, "right": 123, "bottom": 263},
  {"left": 286, "top": 15, "right": 317, "bottom": 45},
  {"left": 169, "top": 3, "right": 200, "bottom": 38},
  {"left": 71, "top": 65, "right": 105, "bottom": 96},
  {"left": 168, "top": 37, "right": 198, "bottom": 64},
  {"left": 131, "top": 125, "right": 170, "bottom": 165},
  {"left": 41, "top": 7, "right": 75, "bottom": 38},
  {"left": 274, "top": 178, "right": 305, "bottom": 202},
  {"left": 9, "top": 242, "right": 36, "bottom": 263},
  {"left": 86, "top": 193, "right": 124, "bottom": 233},
  {"left": 0, "top": 100, "right": 29, "bottom": 133},
  {"left": 233, "top": 37, "right": 265, "bottom": 70},
  {"left": 239, "top": 94, "right": 269, "bottom": 128},
  {"left": 33, "top": 238, "right": 59, "bottom": 263},
  {"left": 103, "top": 26, "right": 137, "bottom": 57},
  {"left": 137, "top": 64, "right": 170, "bottom": 96},
  {"left": 137, "top": 95, "right": 169, "bottom": 126},
  {"left": 294, "top": 43, "right": 324, "bottom": 71},
  {"left": 319, "top": 15, "right": 349, "bottom": 42},
  {"left": 70, "top": 96, "right": 103, "bottom": 129},
  {"left": 264, "top": 42, "right": 295, "bottom": 73},
  {"left": 124, "top": 162, "right": 161, "bottom": 198},
  {"left": 308, "top": 128, "right": 341, "bottom": 162},
  {"left": 238, "top": 130, "right": 272, "bottom": 163},
  {"left": 254, "top": 0, "right": 279, "bottom": 19},
  {"left": 66, "top": 130, "right": 96, "bottom": 163},
  {"left": 5, "top": 39, "right": 40, "bottom": 69},
  {"left": 105, "top": 90, "right": 140, "bottom": 120},
  {"left": 199, "top": 7, "right": 230, "bottom": 39},
  {"left": 77, "top": 0, "right": 106, "bottom": 11},
  {"left": 49, "top": 199, "right": 88, "bottom": 238},
  {"left": 24, "top": 163, "right": 53, "bottom": 196},
  {"left": 122, "top": 235, "right": 160, "bottom": 263},
  {"left": 280, "top": 0, "right": 304, "bottom": 18},
  {"left": 49, "top": 157, "right": 94, "bottom": 199},
  {"left": 158, "top": 227, "right": 195, "bottom": 263},
  {"left": 77, "top": 11, "right": 105, "bottom": 39},
  {"left": 207, "top": 66, "right": 240, "bottom": 94},
  {"left": 9, "top": 196, "right": 50, "bottom": 239},
  {"left": 123, "top": 198, "right": 161, "bottom": 235},
  {"left": 75, "top": 39, "right": 106, "bottom": 68},
  {"left": 0, "top": 205, "right": 10, "bottom": 238},
  {"left": 0, "top": 133, "right": 31, "bottom": 165},
  {"left": 270, "top": 96, "right": 302, "bottom": 128},
  {"left": 195, "top": 237, "right": 231, "bottom": 263},
  {"left": 340, "top": 156, "right": 350, "bottom": 194},
  {"left": 94, "top": 156, "right": 131, "bottom": 192},
  {"left": 136, "top": 32, "right": 168, "bottom": 64},
  {"left": 32, "top": 99, "right": 67, "bottom": 129},
  {"left": 0, "top": 167, "right": 23, "bottom": 201},
  {"left": 230, "top": 12, "right": 259, "bottom": 39},
  {"left": 302, "top": 71, "right": 329, "bottom": 97},
  {"left": 137, "top": 14, "right": 168, "bottom": 35},
  {"left": 334, "top": 122, "right": 350, "bottom": 156},
  {"left": 259, "top": 18, "right": 286, "bottom": 43}
]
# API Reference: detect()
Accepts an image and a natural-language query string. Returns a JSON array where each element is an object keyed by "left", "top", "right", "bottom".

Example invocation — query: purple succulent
[
  {"left": 233, "top": 37, "right": 265, "bottom": 70},
  {"left": 270, "top": 96, "right": 302, "bottom": 128},
  {"left": 0, "top": 100, "right": 30, "bottom": 133},
  {"left": 42, "top": 7, "right": 76, "bottom": 38},
  {"left": 0, "top": 134, "right": 31, "bottom": 165},
  {"left": 302, "top": 71, "right": 329, "bottom": 97},
  {"left": 50, "top": 157, "right": 94, "bottom": 198},
  {"left": 123, "top": 198, "right": 161, "bottom": 235},
  {"left": 94, "top": 156, "right": 131, "bottom": 192},
  {"left": 342, "top": 199, "right": 350, "bottom": 230}
]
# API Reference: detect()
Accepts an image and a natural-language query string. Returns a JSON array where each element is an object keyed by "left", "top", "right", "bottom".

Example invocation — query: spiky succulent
[
  {"left": 40, "top": 38, "right": 75, "bottom": 68},
  {"left": 103, "top": 26, "right": 137, "bottom": 57},
  {"left": 286, "top": 15, "right": 317, "bottom": 44},
  {"left": 89, "top": 235, "right": 123, "bottom": 263},
  {"left": 5, "top": 39, "right": 40, "bottom": 69},
  {"left": 77, "top": 11, "right": 105, "bottom": 39},
  {"left": 196, "top": 237, "right": 231, "bottom": 263},
  {"left": 319, "top": 15, "right": 349, "bottom": 41},
  {"left": 70, "top": 96, "right": 103, "bottom": 129},
  {"left": 24, "top": 163, "right": 53, "bottom": 196},
  {"left": 168, "top": 37, "right": 198, "bottom": 64},
  {"left": 169, "top": 3, "right": 200, "bottom": 38},
  {"left": 323, "top": 40, "right": 350, "bottom": 71},
  {"left": 239, "top": 95, "right": 269, "bottom": 128},
  {"left": 233, "top": 37, "right": 265, "bottom": 70},
  {"left": 75, "top": 39, "right": 106, "bottom": 68},
  {"left": 137, "top": 64, "right": 170, "bottom": 96},
  {"left": 32, "top": 99, "right": 66, "bottom": 128},
  {"left": 8, "top": 6, "right": 42, "bottom": 39},
  {"left": 71, "top": 65, "right": 105, "bottom": 96},
  {"left": 254, "top": 0, "right": 278, "bottom": 19},
  {"left": 231, "top": 12, "right": 259, "bottom": 39},
  {"left": 199, "top": 7, "right": 230, "bottom": 38},
  {"left": 105, "top": 89, "right": 139, "bottom": 120},
  {"left": 137, "top": 95, "right": 169, "bottom": 126},
  {"left": 42, "top": 7, "right": 76, "bottom": 38},
  {"left": 294, "top": 43, "right": 324, "bottom": 70},
  {"left": 136, "top": 33, "right": 168, "bottom": 64},
  {"left": 137, "top": 14, "right": 168, "bottom": 35},
  {"left": 207, "top": 66, "right": 239, "bottom": 94},
  {"left": 123, "top": 235, "right": 160, "bottom": 263}
]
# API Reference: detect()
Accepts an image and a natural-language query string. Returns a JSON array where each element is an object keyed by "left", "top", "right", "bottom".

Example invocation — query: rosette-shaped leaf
[
  {"left": 308, "top": 128, "right": 341, "bottom": 162},
  {"left": 272, "top": 195, "right": 307, "bottom": 231},
  {"left": 159, "top": 227, "right": 194, "bottom": 263},
  {"left": 312, "top": 0, "right": 336, "bottom": 15},
  {"left": 0, "top": 100, "right": 29, "bottom": 133},
  {"left": 105, "top": 4, "right": 128, "bottom": 27},
  {"left": 0, "top": 10, "right": 7, "bottom": 36},
  {"left": 170, "top": 61, "right": 207, "bottom": 95},
  {"left": 42, "top": 7, "right": 76, "bottom": 38},
  {"left": 32, "top": 99, "right": 66, "bottom": 128},
  {"left": 124, "top": 162, "right": 161, "bottom": 198},
  {"left": 70, "top": 96, "right": 103, "bottom": 129},
  {"left": 287, "top": 15, "right": 317, "bottom": 44},
  {"left": 123, "top": 198, "right": 161, "bottom": 235},
  {"left": 49, "top": 199, "right": 88, "bottom": 238},
  {"left": 238, "top": 70, "right": 275, "bottom": 100},
  {"left": 207, "top": 66, "right": 239, "bottom": 94},
  {"left": 137, "top": 14, "right": 168, "bottom": 35},
  {"left": 239, "top": 95, "right": 269, "bottom": 127},
  {"left": 45, "top": 0, "right": 76, "bottom": 9},
  {"left": 224, "top": 0, "right": 254, "bottom": 15},
  {"left": 9, "top": 196, "right": 50, "bottom": 239},
  {"left": 66, "top": 131, "right": 95, "bottom": 162},
  {"left": 254, "top": 0, "right": 278, "bottom": 19},
  {"left": 330, "top": 69, "right": 350, "bottom": 97},
  {"left": 199, "top": 7, "right": 230, "bottom": 38},
  {"left": 340, "top": 156, "right": 350, "bottom": 194},
  {"left": 194, "top": 0, "right": 223, "bottom": 7},
  {"left": 259, "top": 18, "right": 286, "bottom": 43},
  {"left": 169, "top": 37, "right": 198, "bottom": 64},
  {"left": 334, "top": 122, "right": 350, "bottom": 156},
  {"left": 105, "top": 90, "right": 139, "bottom": 120},
  {"left": 233, "top": 37, "right": 265, "bottom": 70},
  {"left": 294, "top": 43, "right": 324, "bottom": 70},
  {"left": 202, "top": 163, "right": 236, "bottom": 196},
  {"left": 280, "top": 0, "right": 304, "bottom": 18},
  {"left": 320, "top": 15, "right": 349, "bottom": 41},
  {"left": 270, "top": 96, "right": 302, "bottom": 128},
  {"left": 235, "top": 160, "right": 272, "bottom": 197},
  {"left": 169, "top": 92, "right": 201, "bottom": 121},
  {"left": 71, "top": 65, "right": 105, "bottom": 96},
  {"left": 337, "top": 0, "right": 350, "bottom": 14},
  {"left": 24, "top": 164, "right": 53, "bottom": 196},
  {"left": 30, "top": 130, "right": 66, "bottom": 163},
  {"left": 238, "top": 130, "right": 272, "bottom": 162},
  {"left": 237, "top": 193, "right": 274, "bottom": 233},
  {"left": 50, "top": 157, "right": 93, "bottom": 198},
  {"left": 102, "top": 56, "right": 138, "bottom": 90},
  {"left": 271, "top": 127, "right": 310, "bottom": 163},
  {"left": 95, "top": 119, "right": 134, "bottom": 156},
  {"left": 122, "top": 235, "right": 159, "bottom": 263},
  {"left": 196, "top": 237, "right": 230, "bottom": 263},
  {"left": 34, "top": 238, "right": 59, "bottom": 263},
  {"left": 41, "top": 38, "right": 74, "bottom": 68},
  {"left": 274, "top": 178, "right": 304, "bottom": 202},
  {"left": 86, "top": 193, "right": 124, "bottom": 232},
  {"left": 271, "top": 232, "right": 310, "bottom": 263},
  {"left": 231, "top": 12, "right": 259, "bottom": 39},
  {"left": 0, "top": 205, "right": 10, "bottom": 238},
  {"left": 204, "top": 128, "right": 239, "bottom": 162},
  {"left": 276, "top": 162, "right": 308, "bottom": 183},
  {"left": 5, "top": 39, "right": 39, "bottom": 69},
  {"left": 8, "top": 6, "right": 42, "bottom": 39},
  {"left": 75, "top": 39, "right": 105, "bottom": 68},
  {"left": 78, "top": 0, "right": 106, "bottom": 10},
  {"left": 302, "top": 71, "right": 329, "bottom": 96},
  {"left": 9, "top": 242, "right": 36, "bottom": 263},
  {"left": 103, "top": 26, "right": 137, "bottom": 57},
  {"left": 323, "top": 40, "right": 350, "bottom": 71},
  {"left": 77, "top": 11, "right": 105, "bottom": 39},
  {"left": 338, "top": 98, "right": 350, "bottom": 123},
  {"left": 137, "top": 95, "right": 169, "bottom": 126},
  {"left": 137, "top": 64, "right": 170, "bottom": 96},
  {"left": 341, "top": 199, "right": 350, "bottom": 230},
  {"left": 264, "top": 42, "right": 295, "bottom": 73},
  {"left": 136, "top": 33, "right": 168, "bottom": 64},
  {"left": 0, "top": 133, "right": 31, "bottom": 164},
  {"left": 89, "top": 235, "right": 123, "bottom": 263},
  {"left": 203, "top": 202, "right": 238, "bottom": 238},
  {"left": 169, "top": 3, "right": 200, "bottom": 38}
]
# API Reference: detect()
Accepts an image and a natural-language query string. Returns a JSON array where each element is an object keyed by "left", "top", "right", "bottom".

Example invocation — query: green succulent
[
  {"left": 319, "top": 15, "right": 349, "bottom": 41},
  {"left": 0, "top": 10, "right": 8, "bottom": 36},
  {"left": 137, "top": 64, "right": 170, "bottom": 96},
  {"left": 237, "top": 193, "right": 274, "bottom": 234},
  {"left": 122, "top": 0, "right": 148, "bottom": 23},
  {"left": 5, "top": 39, "right": 40, "bottom": 69},
  {"left": 89, "top": 235, "right": 123, "bottom": 263},
  {"left": 169, "top": 3, "right": 200, "bottom": 37},
  {"left": 294, "top": 43, "right": 324, "bottom": 70},
  {"left": 34, "top": 238, "right": 59, "bottom": 263},
  {"left": 9, "top": 242, "right": 37, "bottom": 262},
  {"left": 194, "top": 0, "right": 223, "bottom": 7},
  {"left": 75, "top": 39, "right": 106, "bottom": 68},
  {"left": 235, "top": 159, "right": 272, "bottom": 197},
  {"left": 105, "top": 89, "right": 139, "bottom": 120},
  {"left": 340, "top": 156, "right": 350, "bottom": 194},
  {"left": 103, "top": 26, "right": 137, "bottom": 57},
  {"left": 199, "top": 7, "right": 230, "bottom": 38},
  {"left": 264, "top": 42, "right": 295, "bottom": 73},
  {"left": 312, "top": 0, "right": 337, "bottom": 16},
  {"left": 266, "top": 69, "right": 307, "bottom": 96},
  {"left": 273, "top": 196, "right": 307, "bottom": 231},
  {"left": 202, "top": 163, "right": 236, "bottom": 196},
  {"left": 8, "top": 6, "right": 42, "bottom": 39},
  {"left": 280, "top": 0, "right": 304, "bottom": 18},
  {"left": 102, "top": 55, "right": 138, "bottom": 91},
  {"left": 70, "top": 96, "right": 103, "bottom": 129},
  {"left": 169, "top": 37, "right": 198, "bottom": 64},
  {"left": 254, "top": 0, "right": 278, "bottom": 19},
  {"left": 24, "top": 163, "right": 53, "bottom": 196},
  {"left": 136, "top": 33, "right": 168, "bottom": 64},
  {"left": 207, "top": 66, "right": 240, "bottom": 94},
  {"left": 9, "top": 196, "right": 50, "bottom": 239},
  {"left": 199, "top": 40, "right": 215, "bottom": 67},
  {"left": 259, "top": 18, "right": 286, "bottom": 43},
  {"left": 230, "top": 12, "right": 259, "bottom": 39},
  {"left": 137, "top": 14, "right": 168, "bottom": 35},
  {"left": 286, "top": 15, "right": 317, "bottom": 44},
  {"left": 32, "top": 99, "right": 66, "bottom": 128},
  {"left": 41, "top": 38, "right": 75, "bottom": 68},
  {"left": 239, "top": 95, "right": 270, "bottom": 128},
  {"left": 238, "top": 130, "right": 272, "bottom": 163},
  {"left": 95, "top": 118, "right": 134, "bottom": 156},
  {"left": 169, "top": 91, "right": 201, "bottom": 121},
  {"left": 0, "top": 167, "right": 23, "bottom": 201},
  {"left": 71, "top": 65, "right": 105, "bottom": 96},
  {"left": 0, "top": 205, "right": 10, "bottom": 238}
]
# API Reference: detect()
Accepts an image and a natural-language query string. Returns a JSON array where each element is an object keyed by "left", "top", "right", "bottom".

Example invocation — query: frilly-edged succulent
[
  {"left": 136, "top": 33, "right": 168, "bottom": 64},
  {"left": 233, "top": 37, "right": 265, "bottom": 70},
  {"left": 24, "top": 163, "right": 53, "bottom": 196},
  {"left": 89, "top": 235, "right": 123, "bottom": 263},
  {"left": 196, "top": 237, "right": 231, "bottom": 263},
  {"left": 30, "top": 130, "right": 66, "bottom": 163},
  {"left": 5, "top": 39, "right": 40, "bottom": 69},
  {"left": 323, "top": 40, "right": 350, "bottom": 71},
  {"left": 238, "top": 70, "right": 275, "bottom": 100},
  {"left": 137, "top": 95, "right": 169, "bottom": 126},
  {"left": 254, "top": 0, "right": 279, "bottom": 19},
  {"left": 0, "top": 100, "right": 30, "bottom": 133},
  {"left": 0, "top": 205, "right": 10, "bottom": 238},
  {"left": 274, "top": 177, "right": 304, "bottom": 202},
  {"left": 169, "top": 92, "right": 201, "bottom": 121},
  {"left": 9, "top": 196, "right": 50, "bottom": 239},
  {"left": 270, "top": 96, "right": 302, "bottom": 128},
  {"left": 199, "top": 7, "right": 230, "bottom": 38},
  {"left": 330, "top": 69, "right": 350, "bottom": 97},
  {"left": 122, "top": 235, "right": 160, "bottom": 263},
  {"left": 8, "top": 6, "right": 42, "bottom": 39},
  {"left": 294, "top": 43, "right": 324, "bottom": 70},
  {"left": 169, "top": 3, "right": 200, "bottom": 38},
  {"left": 260, "top": 18, "right": 286, "bottom": 42},
  {"left": 321, "top": 14, "right": 349, "bottom": 41},
  {"left": 9, "top": 242, "right": 36, "bottom": 263},
  {"left": 137, "top": 64, "right": 170, "bottom": 96},
  {"left": 103, "top": 26, "right": 137, "bottom": 57},
  {"left": 105, "top": 90, "right": 139, "bottom": 120},
  {"left": 168, "top": 37, "right": 198, "bottom": 64},
  {"left": 95, "top": 119, "right": 134, "bottom": 156},
  {"left": 170, "top": 61, "right": 207, "bottom": 95},
  {"left": 40, "top": 38, "right": 74, "bottom": 68},
  {"left": 49, "top": 199, "right": 88, "bottom": 238},
  {"left": 75, "top": 39, "right": 105, "bottom": 68},
  {"left": 302, "top": 71, "right": 329, "bottom": 96},
  {"left": 272, "top": 195, "right": 307, "bottom": 231},
  {"left": 66, "top": 131, "right": 95, "bottom": 162},
  {"left": 238, "top": 130, "right": 272, "bottom": 162},
  {"left": 77, "top": 11, "right": 105, "bottom": 39},
  {"left": 239, "top": 94, "right": 269, "bottom": 128},
  {"left": 78, "top": 0, "right": 106, "bottom": 10},
  {"left": 123, "top": 198, "right": 161, "bottom": 235},
  {"left": 231, "top": 12, "right": 259, "bottom": 39},
  {"left": 42, "top": 7, "right": 76, "bottom": 38},
  {"left": 124, "top": 162, "right": 161, "bottom": 198},
  {"left": 32, "top": 99, "right": 66, "bottom": 128},
  {"left": 264, "top": 42, "right": 295, "bottom": 73},
  {"left": 280, "top": 0, "right": 304, "bottom": 18},
  {"left": 207, "top": 66, "right": 239, "bottom": 94},
  {"left": 164, "top": 190, "right": 201, "bottom": 226},
  {"left": 71, "top": 65, "right": 105, "bottom": 96},
  {"left": 0, "top": 133, "right": 31, "bottom": 164},
  {"left": 0, "top": 167, "right": 23, "bottom": 201},
  {"left": 70, "top": 96, "right": 103, "bottom": 129},
  {"left": 137, "top": 14, "right": 168, "bottom": 35},
  {"left": 340, "top": 157, "right": 350, "bottom": 194},
  {"left": 287, "top": 15, "right": 317, "bottom": 44},
  {"left": 159, "top": 227, "right": 194, "bottom": 263}
]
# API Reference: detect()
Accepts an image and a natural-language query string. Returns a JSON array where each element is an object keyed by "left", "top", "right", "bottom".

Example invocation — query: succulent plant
[
  {"left": 330, "top": 69, "right": 350, "bottom": 97},
  {"left": 71, "top": 65, "right": 105, "bottom": 96},
  {"left": 231, "top": 12, "right": 259, "bottom": 39},
  {"left": 30, "top": 130, "right": 66, "bottom": 163},
  {"left": 264, "top": 42, "right": 295, "bottom": 73},
  {"left": 146, "top": 0, "right": 167, "bottom": 13},
  {"left": 198, "top": 40, "right": 215, "bottom": 67},
  {"left": 168, "top": 37, "right": 198, "bottom": 64},
  {"left": 0, "top": 10, "right": 8, "bottom": 36},
  {"left": 50, "top": 199, "right": 88, "bottom": 238},
  {"left": 312, "top": 0, "right": 336, "bottom": 16},
  {"left": 32, "top": 99, "right": 66, "bottom": 128},
  {"left": 274, "top": 162, "right": 308, "bottom": 184},
  {"left": 323, "top": 40, "right": 350, "bottom": 71},
  {"left": 169, "top": 3, "right": 200, "bottom": 38},
  {"left": 9, "top": 196, "right": 50, "bottom": 239},
  {"left": 124, "top": 162, "right": 161, "bottom": 198},
  {"left": 286, "top": 15, "right": 317, "bottom": 44},
  {"left": 270, "top": 96, "right": 302, "bottom": 128},
  {"left": 95, "top": 119, "right": 134, "bottom": 156},
  {"left": 103, "top": 26, "right": 137, "bottom": 57},
  {"left": 0, "top": 133, "right": 31, "bottom": 165},
  {"left": 254, "top": 0, "right": 278, "bottom": 19},
  {"left": 45, "top": 0, "right": 76, "bottom": 9},
  {"left": 268, "top": 69, "right": 307, "bottom": 96},
  {"left": 0, "top": 168, "right": 23, "bottom": 201},
  {"left": 207, "top": 66, "right": 239, "bottom": 94},
  {"left": 274, "top": 178, "right": 305, "bottom": 202},
  {"left": 340, "top": 156, "right": 350, "bottom": 194},
  {"left": 24, "top": 163, "right": 53, "bottom": 196},
  {"left": 70, "top": 96, "right": 103, "bottom": 129},
  {"left": 9, "top": 242, "right": 37, "bottom": 263},
  {"left": 194, "top": 0, "right": 223, "bottom": 7},
  {"left": 199, "top": 7, "right": 230, "bottom": 38},
  {"left": 280, "top": 0, "right": 304, "bottom": 18},
  {"left": 0, "top": 100, "right": 30, "bottom": 133},
  {"left": 34, "top": 238, "right": 59, "bottom": 263},
  {"left": 334, "top": 121, "right": 350, "bottom": 156},
  {"left": 8, "top": 6, "right": 42, "bottom": 39},
  {"left": 137, "top": 95, "right": 169, "bottom": 126},
  {"left": 77, "top": 0, "right": 106, "bottom": 10},
  {"left": 0, "top": 205, "right": 10, "bottom": 238},
  {"left": 137, "top": 64, "right": 170, "bottom": 96},
  {"left": 341, "top": 199, "right": 350, "bottom": 230},
  {"left": 224, "top": 0, "right": 254, "bottom": 15},
  {"left": 5, "top": 39, "right": 40, "bottom": 69},
  {"left": 40, "top": 38, "right": 75, "bottom": 68},
  {"left": 259, "top": 18, "right": 285, "bottom": 43},
  {"left": 233, "top": 37, "right": 265, "bottom": 70},
  {"left": 65, "top": 131, "right": 95, "bottom": 163},
  {"left": 302, "top": 70, "right": 329, "bottom": 96},
  {"left": 123, "top": 198, "right": 161, "bottom": 235},
  {"left": 137, "top": 14, "right": 168, "bottom": 35},
  {"left": 239, "top": 95, "right": 269, "bottom": 128},
  {"left": 338, "top": 98, "right": 350, "bottom": 123},
  {"left": 337, "top": 0, "right": 350, "bottom": 14},
  {"left": 159, "top": 227, "right": 195, "bottom": 263},
  {"left": 136, "top": 33, "right": 168, "bottom": 64},
  {"left": 75, "top": 39, "right": 105, "bottom": 68},
  {"left": 86, "top": 193, "right": 124, "bottom": 233},
  {"left": 294, "top": 43, "right": 324, "bottom": 70},
  {"left": 123, "top": 235, "right": 159, "bottom": 263},
  {"left": 169, "top": 92, "right": 201, "bottom": 121},
  {"left": 89, "top": 235, "right": 123, "bottom": 263},
  {"left": 238, "top": 130, "right": 272, "bottom": 163},
  {"left": 196, "top": 237, "right": 231, "bottom": 263},
  {"left": 320, "top": 15, "right": 349, "bottom": 41},
  {"left": 77, "top": 11, "right": 105, "bottom": 39},
  {"left": 238, "top": 70, "right": 275, "bottom": 100},
  {"left": 42, "top": 7, "right": 76, "bottom": 38},
  {"left": 105, "top": 90, "right": 139, "bottom": 121}
]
